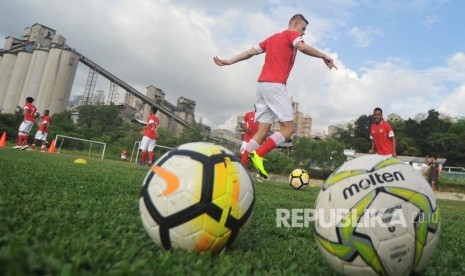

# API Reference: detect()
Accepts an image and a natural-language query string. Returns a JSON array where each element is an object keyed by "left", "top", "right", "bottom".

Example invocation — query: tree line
[
  {"left": 1, "top": 105, "right": 463, "bottom": 173},
  {"left": 334, "top": 109, "right": 465, "bottom": 167}
]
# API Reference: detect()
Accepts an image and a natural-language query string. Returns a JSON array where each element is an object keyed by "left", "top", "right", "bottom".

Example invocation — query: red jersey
[
  {"left": 144, "top": 114, "right": 159, "bottom": 140},
  {"left": 38, "top": 115, "right": 51, "bottom": 133},
  {"left": 370, "top": 120, "right": 395, "bottom": 155},
  {"left": 23, "top": 102, "right": 38, "bottom": 122},
  {"left": 242, "top": 111, "right": 258, "bottom": 142},
  {"left": 257, "top": 30, "right": 303, "bottom": 85}
]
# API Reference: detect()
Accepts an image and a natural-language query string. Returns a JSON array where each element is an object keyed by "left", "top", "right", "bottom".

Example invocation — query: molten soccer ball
[
  {"left": 139, "top": 142, "right": 255, "bottom": 253},
  {"left": 289, "top": 168, "right": 310, "bottom": 189},
  {"left": 314, "top": 155, "right": 440, "bottom": 275}
]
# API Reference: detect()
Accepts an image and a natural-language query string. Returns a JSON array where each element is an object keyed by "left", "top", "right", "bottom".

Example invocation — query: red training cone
[
  {"left": 48, "top": 139, "right": 56, "bottom": 153},
  {"left": 0, "top": 132, "right": 6, "bottom": 148}
]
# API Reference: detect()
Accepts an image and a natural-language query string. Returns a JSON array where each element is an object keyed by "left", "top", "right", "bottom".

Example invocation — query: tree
[
  {"left": 179, "top": 123, "right": 204, "bottom": 144},
  {"left": 77, "top": 104, "right": 123, "bottom": 139}
]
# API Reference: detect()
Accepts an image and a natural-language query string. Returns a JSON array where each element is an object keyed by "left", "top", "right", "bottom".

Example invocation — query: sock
[
  {"left": 256, "top": 132, "right": 286, "bottom": 157},
  {"left": 141, "top": 151, "right": 147, "bottom": 164},
  {"left": 24, "top": 136, "right": 29, "bottom": 145},
  {"left": 148, "top": 151, "right": 154, "bottom": 164},
  {"left": 241, "top": 139, "right": 260, "bottom": 166},
  {"left": 17, "top": 135, "right": 23, "bottom": 146}
]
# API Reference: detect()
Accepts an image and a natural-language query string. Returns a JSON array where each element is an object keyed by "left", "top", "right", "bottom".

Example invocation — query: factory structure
[{"left": 0, "top": 23, "right": 198, "bottom": 137}]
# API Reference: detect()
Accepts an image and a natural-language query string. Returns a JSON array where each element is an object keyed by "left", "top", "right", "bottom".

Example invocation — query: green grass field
[{"left": 1, "top": 147, "right": 464, "bottom": 275}]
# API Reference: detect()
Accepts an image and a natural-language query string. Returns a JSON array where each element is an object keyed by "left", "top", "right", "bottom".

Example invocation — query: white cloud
[
  {"left": 1, "top": 0, "right": 464, "bottom": 136},
  {"left": 348, "top": 26, "right": 383, "bottom": 48}
]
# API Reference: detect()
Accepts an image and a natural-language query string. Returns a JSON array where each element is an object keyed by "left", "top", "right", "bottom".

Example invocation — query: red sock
[
  {"left": 24, "top": 136, "right": 29, "bottom": 145},
  {"left": 256, "top": 132, "right": 286, "bottom": 157},
  {"left": 141, "top": 151, "right": 147, "bottom": 164},
  {"left": 148, "top": 151, "right": 154, "bottom": 163},
  {"left": 256, "top": 138, "right": 277, "bottom": 157},
  {"left": 17, "top": 135, "right": 23, "bottom": 146},
  {"left": 241, "top": 150, "right": 250, "bottom": 166}
]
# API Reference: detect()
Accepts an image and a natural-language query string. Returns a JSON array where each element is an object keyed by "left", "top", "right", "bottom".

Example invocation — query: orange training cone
[
  {"left": 48, "top": 139, "right": 56, "bottom": 153},
  {"left": 0, "top": 132, "right": 6, "bottom": 148}
]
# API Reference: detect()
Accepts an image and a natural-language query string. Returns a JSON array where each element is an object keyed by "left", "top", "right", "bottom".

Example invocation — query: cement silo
[
  {"left": 19, "top": 49, "right": 48, "bottom": 105},
  {"left": 36, "top": 47, "right": 61, "bottom": 113},
  {"left": 0, "top": 53, "right": 17, "bottom": 111},
  {"left": 48, "top": 49, "right": 79, "bottom": 113},
  {"left": 1, "top": 51, "right": 32, "bottom": 113}
]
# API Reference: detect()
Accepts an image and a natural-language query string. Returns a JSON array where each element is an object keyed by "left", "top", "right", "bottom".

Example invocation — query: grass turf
[{"left": 0, "top": 148, "right": 464, "bottom": 275}]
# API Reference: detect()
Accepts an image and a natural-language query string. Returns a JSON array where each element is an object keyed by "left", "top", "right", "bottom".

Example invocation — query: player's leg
[
  {"left": 40, "top": 132, "right": 48, "bottom": 151},
  {"left": 147, "top": 139, "right": 156, "bottom": 166},
  {"left": 240, "top": 86, "right": 272, "bottom": 167},
  {"left": 139, "top": 136, "right": 149, "bottom": 165},
  {"left": 20, "top": 121, "right": 34, "bottom": 149}
]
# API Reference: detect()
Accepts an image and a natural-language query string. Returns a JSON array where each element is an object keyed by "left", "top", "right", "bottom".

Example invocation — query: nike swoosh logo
[{"left": 152, "top": 166, "right": 180, "bottom": 196}]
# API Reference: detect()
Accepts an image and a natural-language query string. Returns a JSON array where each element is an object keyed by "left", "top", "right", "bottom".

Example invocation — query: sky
[{"left": 1, "top": 0, "right": 465, "bottom": 133}]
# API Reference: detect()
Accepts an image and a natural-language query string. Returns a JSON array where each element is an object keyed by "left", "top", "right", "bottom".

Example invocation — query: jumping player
[{"left": 214, "top": 14, "right": 336, "bottom": 178}]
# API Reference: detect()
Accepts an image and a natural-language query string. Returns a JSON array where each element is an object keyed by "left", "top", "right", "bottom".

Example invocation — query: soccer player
[
  {"left": 214, "top": 14, "right": 336, "bottom": 178},
  {"left": 30, "top": 109, "right": 51, "bottom": 151},
  {"left": 139, "top": 106, "right": 160, "bottom": 166},
  {"left": 368, "top": 107, "right": 397, "bottom": 158},
  {"left": 239, "top": 106, "right": 258, "bottom": 156},
  {"left": 13, "top": 97, "right": 39, "bottom": 150}
]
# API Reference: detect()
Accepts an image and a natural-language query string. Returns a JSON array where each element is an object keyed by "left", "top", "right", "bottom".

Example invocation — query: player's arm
[
  {"left": 391, "top": 136, "right": 397, "bottom": 158},
  {"left": 213, "top": 48, "right": 260, "bottom": 66},
  {"left": 369, "top": 140, "right": 375, "bottom": 154},
  {"left": 295, "top": 41, "right": 336, "bottom": 69},
  {"left": 22, "top": 107, "right": 28, "bottom": 120}
]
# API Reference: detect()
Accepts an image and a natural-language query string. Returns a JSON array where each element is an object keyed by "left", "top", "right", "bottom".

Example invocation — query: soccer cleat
[
  {"left": 21, "top": 145, "right": 29, "bottom": 150},
  {"left": 12, "top": 145, "right": 21, "bottom": 149},
  {"left": 248, "top": 151, "right": 268, "bottom": 179}
]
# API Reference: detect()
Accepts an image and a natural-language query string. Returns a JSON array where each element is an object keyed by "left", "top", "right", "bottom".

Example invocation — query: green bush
[{"left": 265, "top": 151, "right": 296, "bottom": 175}]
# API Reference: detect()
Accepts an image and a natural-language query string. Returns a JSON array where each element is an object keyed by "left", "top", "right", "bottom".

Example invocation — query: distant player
[
  {"left": 13, "top": 97, "right": 39, "bottom": 150},
  {"left": 139, "top": 106, "right": 160, "bottom": 166},
  {"left": 30, "top": 109, "right": 51, "bottom": 151},
  {"left": 369, "top": 107, "right": 397, "bottom": 158},
  {"left": 239, "top": 106, "right": 258, "bottom": 155}
]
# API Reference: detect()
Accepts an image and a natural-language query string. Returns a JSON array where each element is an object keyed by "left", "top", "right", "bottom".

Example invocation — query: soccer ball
[
  {"left": 314, "top": 155, "right": 440, "bottom": 275},
  {"left": 289, "top": 168, "right": 310, "bottom": 189},
  {"left": 139, "top": 142, "right": 255, "bottom": 253}
]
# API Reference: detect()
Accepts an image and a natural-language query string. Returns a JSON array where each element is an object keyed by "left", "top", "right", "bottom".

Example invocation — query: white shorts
[
  {"left": 255, "top": 82, "right": 294, "bottom": 124},
  {"left": 34, "top": 131, "right": 48, "bottom": 141},
  {"left": 19, "top": 120, "right": 34, "bottom": 135},
  {"left": 139, "top": 136, "right": 156, "bottom": 152}
]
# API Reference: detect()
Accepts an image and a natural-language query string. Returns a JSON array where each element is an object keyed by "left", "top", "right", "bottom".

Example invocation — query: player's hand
[
  {"left": 213, "top": 56, "right": 231, "bottom": 66},
  {"left": 323, "top": 55, "right": 337, "bottom": 70}
]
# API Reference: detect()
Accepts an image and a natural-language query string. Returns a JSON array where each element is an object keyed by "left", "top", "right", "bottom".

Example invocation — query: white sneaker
[
  {"left": 21, "top": 145, "right": 29, "bottom": 150},
  {"left": 12, "top": 145, "right": 21, "bottom": 149}
]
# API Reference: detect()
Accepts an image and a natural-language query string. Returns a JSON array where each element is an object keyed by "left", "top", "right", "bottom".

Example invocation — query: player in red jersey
[
  {"left": 30, "top": 109, "right": 51, "bottom": 151},
  {"left": 214, "top": 14, "right": 336, "bottom": 178},
  {"left": 139, "top": 106, "right": 160, "bottom": 166},
  {"left": 369, "top": 107, "right": 397, "bottom": 158},
  {"left": 239, "top": 106, "right": 259, "bottom": 155},
  {"left": 13, "top": 97, "right": 39, "bottom": 150}
]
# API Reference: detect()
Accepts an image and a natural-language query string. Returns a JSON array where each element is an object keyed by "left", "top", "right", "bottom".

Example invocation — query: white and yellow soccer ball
[
  {"left": 139, "top": 142, "right": 255, "bottom": 253},
  {"left": 314, "top": 155, "right": 440, "bottom": 275},
  {"left": 289, "top": 168, "right": 310, "bottom": 189}
]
